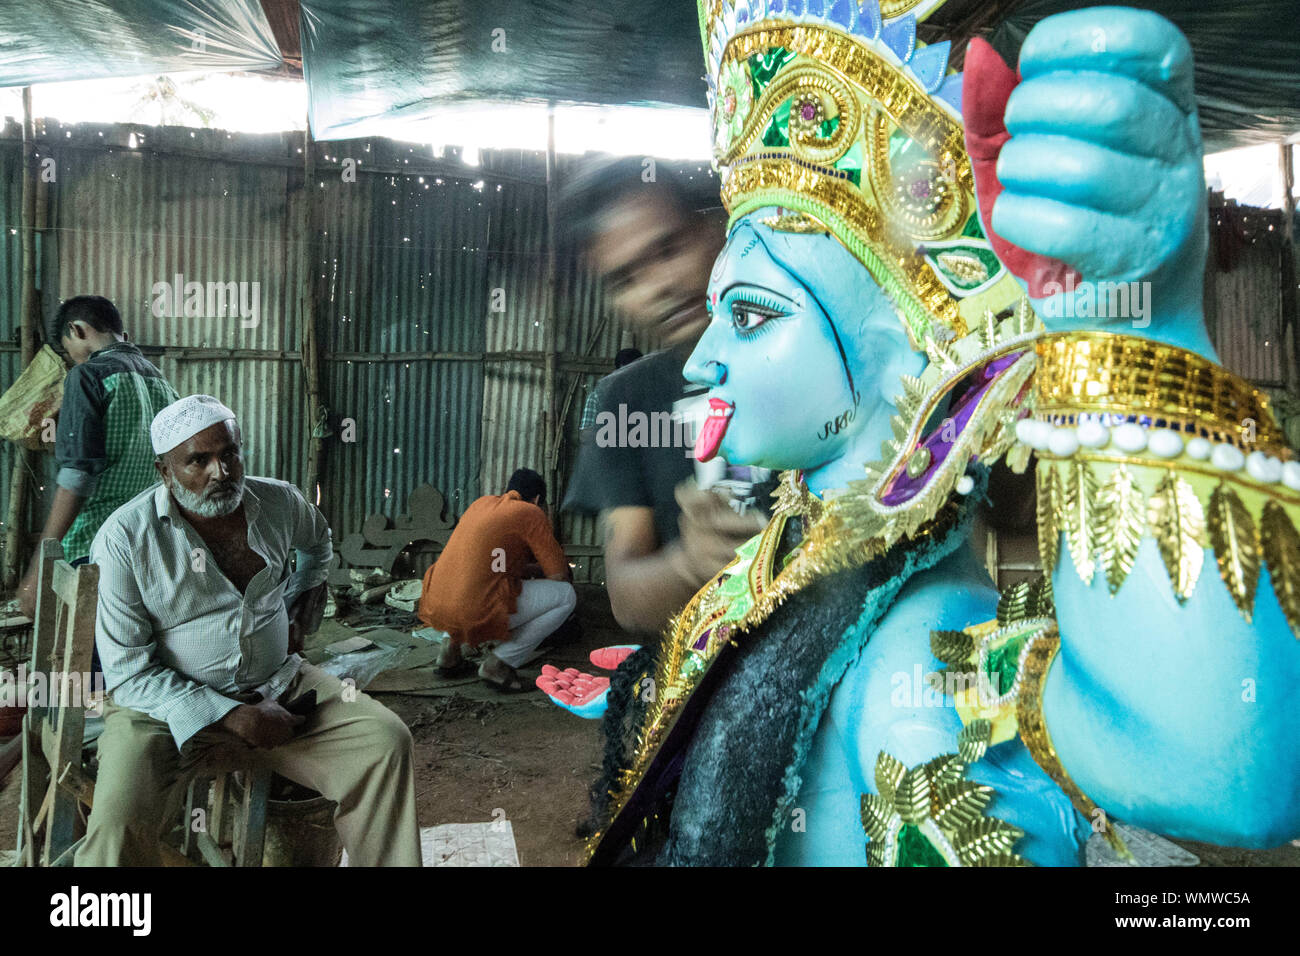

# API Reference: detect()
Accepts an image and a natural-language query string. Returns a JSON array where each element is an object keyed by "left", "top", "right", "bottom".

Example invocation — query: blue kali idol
[{"left": 550, "top": 1, "right": 1300, "bottom": 866}]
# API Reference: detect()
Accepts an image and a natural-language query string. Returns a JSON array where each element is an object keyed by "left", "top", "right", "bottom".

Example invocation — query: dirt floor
[
  {"left": 372, "top": 590, "right": 616, "bottom": 867},
  {"left": 1, "top": 583, "right": 1298, "bottom": 867}
]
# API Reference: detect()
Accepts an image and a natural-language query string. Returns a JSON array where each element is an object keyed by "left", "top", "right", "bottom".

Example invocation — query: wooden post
[
  {"left": 542, "top": 104, "right": 559, "bottom": 519},
  {"left": 3, "top": 87, "right": 41, "bottom": 592},
  {"left": 1280, "top": 143, "right": 1297, "bottom": 391},
  {"left": 300, "top": 122, "right": 328, "bottom": 513}
]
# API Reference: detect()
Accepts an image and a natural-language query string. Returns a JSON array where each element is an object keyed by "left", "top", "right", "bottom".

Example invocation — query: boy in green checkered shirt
[{"left": 17, "top": 296, "right": 177, "bottom": 616}]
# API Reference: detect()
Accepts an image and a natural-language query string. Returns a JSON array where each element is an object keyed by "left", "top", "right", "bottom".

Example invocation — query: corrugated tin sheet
[
  {"left": 1204, "top": 203, "right": 1292, "bottom": 388},
  {"left": 9, "top": 122, "right": 1288, "bottom": 577},
  {"left": 45, "top": 127, "right": 307, "bottom": 495},
  {"left": 0, "top": 125, "right": 609, "bottom": 557}
]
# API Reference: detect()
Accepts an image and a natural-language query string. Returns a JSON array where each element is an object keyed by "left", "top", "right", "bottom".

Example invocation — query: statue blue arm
[{"left": 990, "top": 7, "right": 1300, "bottom": 847}]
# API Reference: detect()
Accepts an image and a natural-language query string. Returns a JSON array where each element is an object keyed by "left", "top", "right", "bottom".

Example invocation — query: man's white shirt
[{"left": 90, "top": 477, "right": 332, "bottom": 748}]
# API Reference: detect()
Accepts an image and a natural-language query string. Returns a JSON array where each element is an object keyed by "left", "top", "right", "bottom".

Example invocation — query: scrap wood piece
[
  {"left": 323, "top": 636, "right": 376, "bottom": 656},
  {"left": 338, "top": 484, "right": 456, "bottom": 576},
  {"left": 384, "top": 578, "right": 422, "bottom": 612}
]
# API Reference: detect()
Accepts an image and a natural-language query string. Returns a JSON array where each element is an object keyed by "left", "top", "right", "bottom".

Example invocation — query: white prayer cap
[{"left": 151, "top": 394, "right": 238, "bottom": 456}]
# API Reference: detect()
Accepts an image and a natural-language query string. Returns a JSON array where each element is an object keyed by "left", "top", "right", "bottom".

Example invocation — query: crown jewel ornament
[{"left": 699, "top": 0, "right": 1023, "bottom": 350}]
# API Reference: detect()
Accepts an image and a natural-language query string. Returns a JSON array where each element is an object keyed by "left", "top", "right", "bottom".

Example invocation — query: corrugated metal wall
[
  {"left": 0, "top": 121, "right": 668, "bottom": 575},
  {"left": 1204, "top": 201, "right": 1295, "bottom": 389},
  {"left": 0, "top": 119, "right": 1293, "bottom": 580},
  {"left": 50, "top": 129, "right": 307, "bottom": 490}
]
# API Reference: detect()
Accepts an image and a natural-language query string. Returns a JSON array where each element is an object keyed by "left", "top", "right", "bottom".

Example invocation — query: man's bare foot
[
  {"left": 479, "top": 651, "right": 530, "bottom": 693},
  {"left": 436, "top": 640, "right": 464, "bottom": 673}
]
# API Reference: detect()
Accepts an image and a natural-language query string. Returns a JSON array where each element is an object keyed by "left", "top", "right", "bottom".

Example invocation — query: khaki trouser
[{"left": 75, "top": 662, "right": 422, "bottom": 867}]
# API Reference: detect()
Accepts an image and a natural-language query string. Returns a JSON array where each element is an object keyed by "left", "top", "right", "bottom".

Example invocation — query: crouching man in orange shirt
[{"left": 417, "top": 468, "right": 576, "bottom": 692}]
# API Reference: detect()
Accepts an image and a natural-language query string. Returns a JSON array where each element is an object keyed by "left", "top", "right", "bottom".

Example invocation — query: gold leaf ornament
[
  {"left": 1260, "top": 501, "right": 1300, "bottom": 638},
  {"left": 1147, "top": 471, "right": 1206, "bottom": 603},
  {"left": 1036, "top": 464, "right": 1062, "bottom": 574},
  {"left": 1063, "top": 461, "right": 1100, "bottom": 586},
  {"left": 950, "top": 817, "right": 1026, "bottom": 862},
  {"left": 1096, "top": 464, "right": 1146, "bottom": 595},
  {"left": 931, "top": 780, "right": 993, "bottom": 830},
  {"left": 875, "top": 751, "right": 906, "bottom": 800},
  {"left": 860, "top": 792, "right": 894, "bottom": 842},
  {"left": 930, "top": 628, "right": 974, "bottom": 666},
  {"left": 957, "top": 719, "right": 992, "bottom": 763},
  {"left": 895, "top": 767, "right": 931, "bottom": 824},
  {"left": 1207, "top": 482, "right": 1261, "bottom": 620}
]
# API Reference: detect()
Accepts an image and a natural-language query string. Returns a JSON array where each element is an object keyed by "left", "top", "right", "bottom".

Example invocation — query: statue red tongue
[
  {"left": 694, "top": 398, "right": 734, "bottom": 462},
  {"left": 963, "top": 38, "right": 1080, "bottom": 299}
]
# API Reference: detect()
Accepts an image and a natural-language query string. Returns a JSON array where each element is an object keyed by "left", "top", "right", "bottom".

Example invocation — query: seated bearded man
[{"left": 76, "top": 394, "right": 421, "bottom": 867}]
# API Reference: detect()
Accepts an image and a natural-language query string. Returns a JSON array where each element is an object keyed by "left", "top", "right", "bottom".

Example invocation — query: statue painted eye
[{"left": 729, "top": 299, "right": 784, "bottom": 335}]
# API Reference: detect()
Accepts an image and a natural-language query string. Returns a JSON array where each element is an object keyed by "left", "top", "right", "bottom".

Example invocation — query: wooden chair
[
  {"left": 16, "top": 539, "right": 98, "bottom": 866},
  {"left": 15, "top": 538, "right": 270, "bottom": 867},
  {"left": 181, "top": 767, "right": 270, "bottom": 867}
]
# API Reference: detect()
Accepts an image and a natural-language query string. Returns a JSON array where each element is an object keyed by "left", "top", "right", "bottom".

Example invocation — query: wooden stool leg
[
  {"left": 182, "top": 775, "right": 211, "bottom": 859},
  {"left": 236, "top": 768, "right": 270, "bottom": 867}
]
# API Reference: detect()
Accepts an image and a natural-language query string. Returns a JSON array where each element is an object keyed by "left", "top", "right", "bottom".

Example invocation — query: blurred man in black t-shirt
[{"left": 561, "top": 159, "right": 766, "bottom": 635}]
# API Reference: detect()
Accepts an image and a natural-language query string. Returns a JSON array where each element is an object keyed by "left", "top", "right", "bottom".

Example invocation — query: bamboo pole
[
  {"left": 1280, "top": 142, "right": 1295, "bottom": 244},
  {"left": 3, "top": 88, "right": 40, "bottom": 592},
  {"left": 300, "top": 121, "right": 328, "bottom": 513},
  {"left": 1280, "top": 142, "right": 1297, "bottom": 392},
  {"left": 542, "top": 105, "right": 559, "bottom": 519}
]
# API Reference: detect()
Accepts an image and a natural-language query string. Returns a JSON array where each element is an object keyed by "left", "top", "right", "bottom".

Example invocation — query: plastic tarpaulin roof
[
  {"left": 0, "top": 0, "right": 282, "bottom": 87},
  {"left": 0, "top": 0, "right": 1292, "bottom": 150},
  {"left": 299, "top": 0, "right": 704, "bottom": 140},
  {"left": 989, "top": 0, "right": 1300, "bottom": 151},
  {"left": 301, "top": 0, "right": 1299, "bottom": 149}
]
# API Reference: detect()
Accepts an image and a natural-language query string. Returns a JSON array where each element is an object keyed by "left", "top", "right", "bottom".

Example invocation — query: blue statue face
[{"left": 685, "top": 210, "right": 918, "bottom": 480}]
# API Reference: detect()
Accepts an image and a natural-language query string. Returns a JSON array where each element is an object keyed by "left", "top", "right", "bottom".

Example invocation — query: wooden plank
[
  {"left": 209, "top": 774, "right": 230, "bottom": 848},
  {"left": 18, "top": 712, "right": 40, "bottom": 866},
  {"left": 27, "top": 540, "right": 63, "bottom": 724},
  {"left": 194, "top": 831, "right": 230, "bottom": 868},
  {"left": 41, "top": 559, "right": 96, "bottom": 866},
  {"left": 56, "top": 761, "right": 94, "bottom": 809},
  {"left": 236, "top": 769, "right": 270, "bottom": 867},
  {"left": 50, "top": 561, "right": 79, "bottom": 609},
  {"left": 182, "top": 776, "right": 209, "bottom": 858},
  {"left": 48, "top": 835, "right": 84, "bottom": 868}
]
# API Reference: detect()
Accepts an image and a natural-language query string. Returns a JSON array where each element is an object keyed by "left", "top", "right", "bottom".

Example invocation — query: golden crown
[{"left": 699, "top": 0, "right": 1023, "bottom": 349}]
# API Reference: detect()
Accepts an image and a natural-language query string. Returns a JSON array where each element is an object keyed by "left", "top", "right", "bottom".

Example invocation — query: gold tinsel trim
[
  {"left": 1015, "top": 626, "right": 1134, "bottom": 862},
  {"left": 586, "top": 478, "right": 964, "bottom": 863},
  {"left": 1034, "top": 331, "right": 1288, "bottom": 457},
  {"left": 1035, "top": 455, "right": 1300, "bottom": 636}
]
